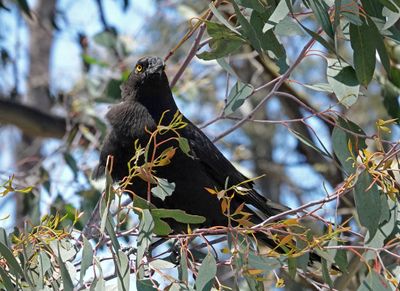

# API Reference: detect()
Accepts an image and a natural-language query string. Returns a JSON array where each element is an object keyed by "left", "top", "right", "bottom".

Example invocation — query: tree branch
[{"left": 0, "top": 97, "right": 66, "bottom": 138}]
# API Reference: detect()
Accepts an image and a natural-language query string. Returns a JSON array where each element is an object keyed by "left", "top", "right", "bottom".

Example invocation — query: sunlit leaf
[
  {"left": 250, "top": 10, "right": 288, "bottom": 71},
  {"left": 209, "top": 3, "right": 239, "bottom": 33},
  {"left": 38, "top": 252, "right": 51, "bottom": 288},
  {"left": 327, "top": 58, "right": 360, "bottom": 108},
  {"left": 56, "top": 243, "right": 74, "bottom": 291},
  {"left": 80, "top": 236, "right": 93, "bottom": 285},
  {"left": 224, "top": 81, "right": 254, "bottom": 115},
  {"left": 117, "top": 250, "right": 130, "bottom": 291},
  {"left": 149, "top": 259, "right": 176, "bottom": 270},
  {"left": 274, "top": 16, "right": 305, "bottom": 36},
  {"left": 263, "top": 0, "right": 290, "bottom": 32},
  {"left": 216, "top": 58, "right": 238, "bottom": 78},
  {"left": 151, "top": 178, "right": 175, "bottom": 201},
  {"left": 234, "top": 0, "right": 266, "bottom": 12},
  {"left": 382, "top": 6, "right": 400, "bottom": 30},
  {"left": 169, "top": 283, "right": 194, "bottom": 291},
  {"left": 195, "top": 252, "right": 216, "bottom": 291},
  {"left": 303, "top": 82, "right": 334, "bottom": 93}
]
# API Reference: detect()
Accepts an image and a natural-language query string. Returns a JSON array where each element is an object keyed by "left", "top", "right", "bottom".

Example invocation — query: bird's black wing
[{"left": 183, "top": 120, "right": 289, "bottom": 218}]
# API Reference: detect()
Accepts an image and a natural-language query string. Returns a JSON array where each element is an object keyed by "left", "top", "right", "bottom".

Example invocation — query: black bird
[{"left": 93, "top": 56, "right": 289, "bottom": 231}]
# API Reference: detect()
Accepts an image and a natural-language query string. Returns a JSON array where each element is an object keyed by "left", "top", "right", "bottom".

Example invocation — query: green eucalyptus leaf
[
  {"left": 80, "top": 236, "right": 93, "bottom": 285},
  {"left": 263, "top": 0, "right": 290, "bottom": 32},
  {"left": 116, "top": 250, "right": 130, "bottom": 291},
  {"left": 327, "top": 58, "right": 360, "bottom": 108},
  {"left": 309, "top": 0, "right": 334, "bottom": 38},
  {"left": 224, "top": 81, "right": 253, "bottom": 115},
  {"left": 136, "top": 209, "right": 154, "bottom": 278},
  {"left": 151, "top": 178, "right": 175, "bottom": 201},
  {"left": 151, "top": 208, "right": 206, "bottom": 224},
  {"left": 247, "top": 252, "right": 281, "bottom": 273},
  {"left": 349, "top": 21, "right": 377, "bottom": 86},
  {"left": 195, "top": 252, "right": 217, "bottom": 291},
  {"left": 354, "top": 171, "right": 382, "bottom": 240},
  {"left": 357, "top": 270, "right": 392, "bottom": 291}
]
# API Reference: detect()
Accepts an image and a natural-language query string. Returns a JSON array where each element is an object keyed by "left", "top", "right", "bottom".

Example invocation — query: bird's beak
[{"left": 147, "top": 57, "right": 165, "bottom": 76}]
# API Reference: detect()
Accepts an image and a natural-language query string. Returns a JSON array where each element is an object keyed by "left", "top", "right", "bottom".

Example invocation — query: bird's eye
[{"left": 135, "top": 64, "right": 143, "bottom": 73}]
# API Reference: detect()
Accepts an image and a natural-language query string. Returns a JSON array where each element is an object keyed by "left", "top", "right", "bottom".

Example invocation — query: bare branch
[{"left": 0, "top": 97, "right": 66, "bottom": 138}]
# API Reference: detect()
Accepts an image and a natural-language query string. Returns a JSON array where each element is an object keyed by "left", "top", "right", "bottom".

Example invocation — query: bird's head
[{"left": 121, "top": 56, "right": 170, "bottom": 102}]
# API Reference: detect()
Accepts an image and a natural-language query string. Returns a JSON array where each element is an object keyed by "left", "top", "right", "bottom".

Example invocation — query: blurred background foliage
[{"left": 1, "top": 0, "right": 400, "bottom": 290}]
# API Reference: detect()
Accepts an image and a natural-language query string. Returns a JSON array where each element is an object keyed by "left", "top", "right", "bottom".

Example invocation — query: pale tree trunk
[{"left": 15, "top": 0, "right": 56, "bottom": 228}]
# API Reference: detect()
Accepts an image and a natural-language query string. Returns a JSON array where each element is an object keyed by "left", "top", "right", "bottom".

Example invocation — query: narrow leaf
[
  {"left": 231, "top": 1, "right": 262, "bottom": 54},
  {"left": 354, "top": 171, "right": 381, "bottom": 240},
  {"left": 117, "top": 250, "right": 130, "bottom": 291},
  {"left": 321, "top": 259, "right": 333, "bottom": 288},
  {"left": 57, "top": 243, "right": 74, "bottom": 291},
  {"left": 332, "top": 117, "right": 366, "bottom": 174},
  {"left": 136, "top": 209, "right": 154, "bottom": 278},
  {"left": 309, "top": 0, "right": 334, "bottom": 38},
  {"left": 179, "top": 249, "right": 189, "bottom": 283},
  {"left": 195, "top": 252, "right": 217, "bottom": 291},
  {"left": 151, "top": 208, "right": 206, "bottom": 224},
  {"left": 0, "top": 266, "right": 14, "bottom": 291},
  {"left": 349, "top": 22, "right": 377, "bottom": 86},
  {"left": 0, "top": 241, "right": 24, "bottom": 278},
  {"left": 80, "top": 236, "right": 93, "bottom": 284},
  {"left": 288, "top": 128, "right": 331, "bottom": 158}
]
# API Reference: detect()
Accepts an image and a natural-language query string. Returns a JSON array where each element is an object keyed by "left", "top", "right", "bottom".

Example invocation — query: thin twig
[{"left": 212, "top": 33, "right": 318, "bottom": 142}]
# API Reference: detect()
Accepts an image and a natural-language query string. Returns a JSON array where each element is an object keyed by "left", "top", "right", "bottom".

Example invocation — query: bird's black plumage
[{"left": 93, "top": 56, "right": 289, "bottom": 230}]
